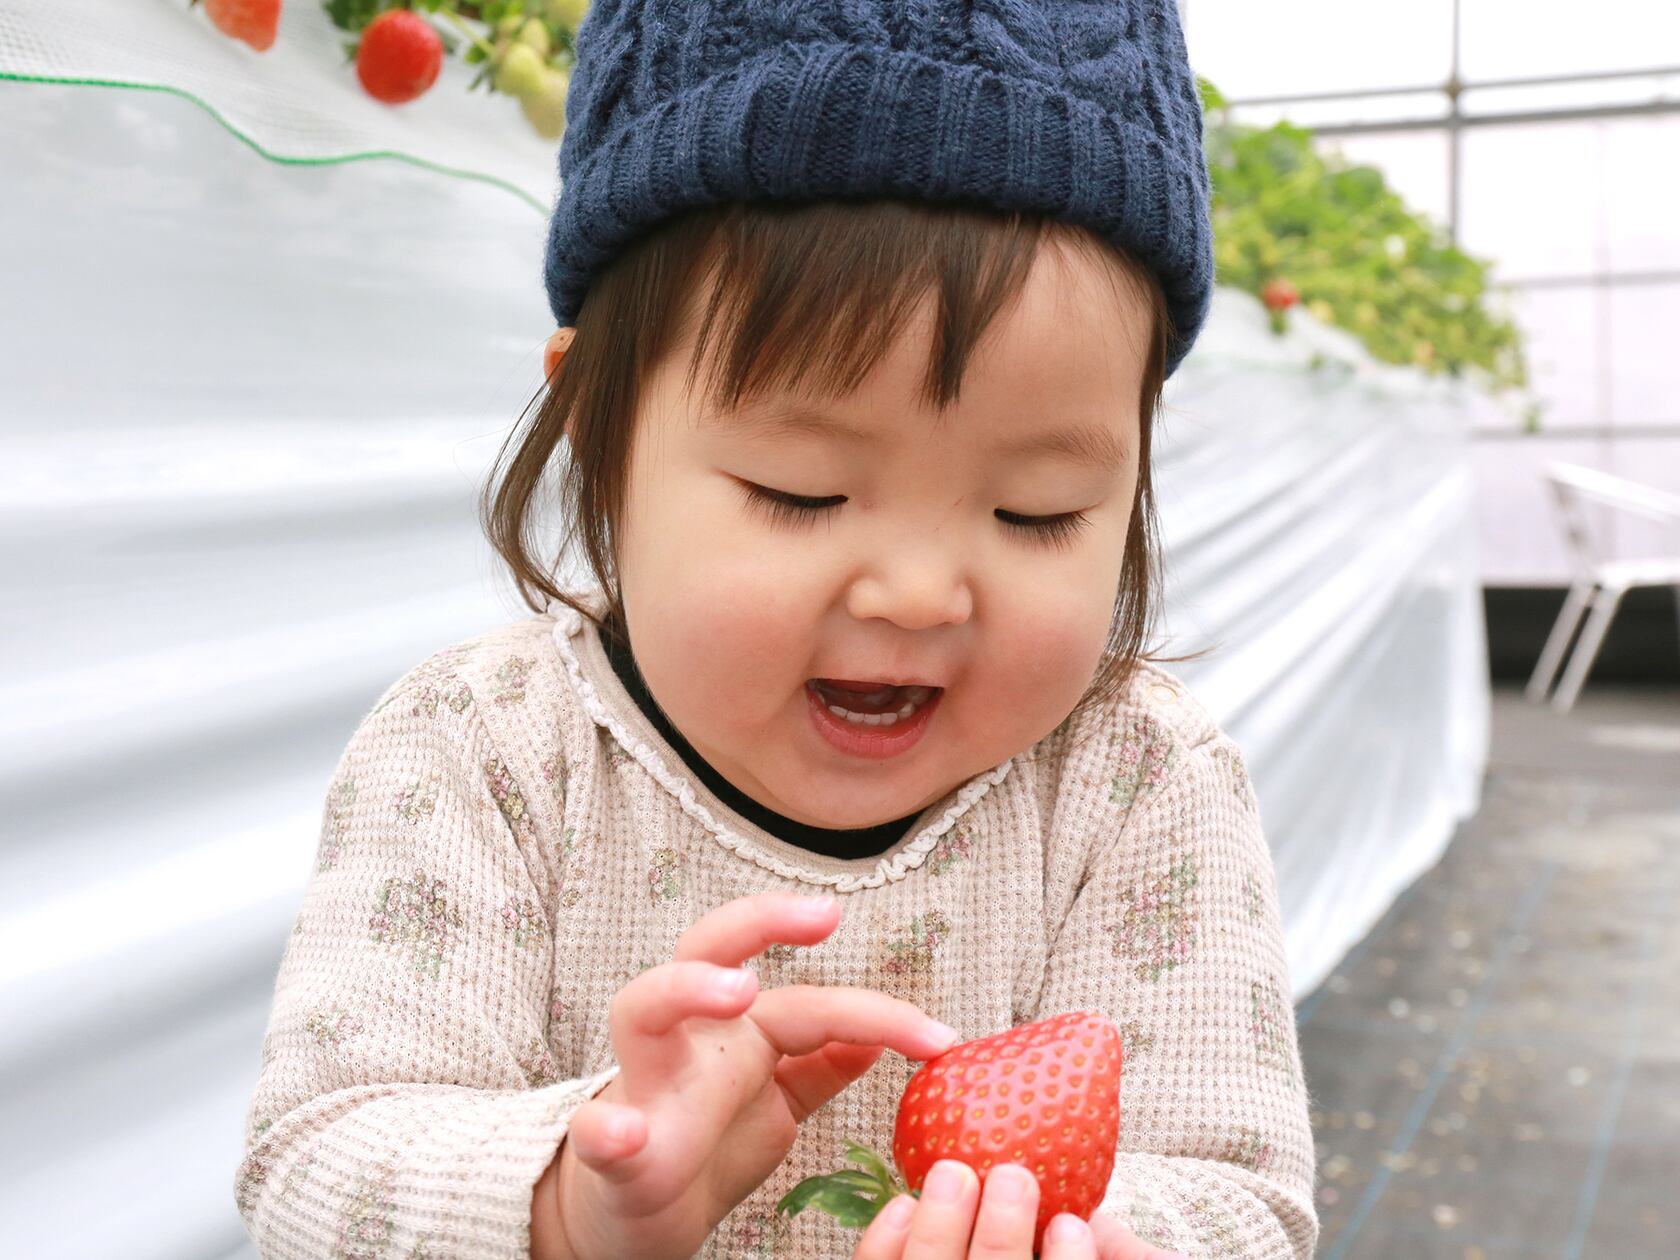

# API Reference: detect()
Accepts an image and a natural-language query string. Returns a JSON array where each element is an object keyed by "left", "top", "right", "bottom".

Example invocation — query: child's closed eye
[{"left": 732, "top": 479, "right": 1092, "bottom": 549}]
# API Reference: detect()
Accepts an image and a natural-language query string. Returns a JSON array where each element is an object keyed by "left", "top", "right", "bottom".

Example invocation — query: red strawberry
[
  {"left": 778, "top": 1010, "right": 1123, "bottom": 1257},
  {"left": 1261, "top": 277, "right": 1300, "bottom": 311},
  {"left": 197, "top": 0, "right": 281, "bottom": 52},
  {"left": 355, "top": 10, "right": 444, "bottom": 105}
]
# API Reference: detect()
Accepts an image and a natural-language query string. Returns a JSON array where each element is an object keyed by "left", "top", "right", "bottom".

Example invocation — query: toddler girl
[{"left": 236, "top": 4, "right": 1318, "bottom": 1259}]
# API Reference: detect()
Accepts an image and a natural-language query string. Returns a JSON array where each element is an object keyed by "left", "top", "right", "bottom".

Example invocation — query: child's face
[{"left": 611, "top": 243, "right": 1147, "bottom": 830}]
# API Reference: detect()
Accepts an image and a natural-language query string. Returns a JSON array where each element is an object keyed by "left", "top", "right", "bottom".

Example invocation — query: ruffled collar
[{"left": 544, "top": 589, "right": 1017, "bottom": 892}]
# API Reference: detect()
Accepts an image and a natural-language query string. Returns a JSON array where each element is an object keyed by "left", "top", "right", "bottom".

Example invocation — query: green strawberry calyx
[{"left": 775, "top": 1141, "right": 917, "bottom": 1230}]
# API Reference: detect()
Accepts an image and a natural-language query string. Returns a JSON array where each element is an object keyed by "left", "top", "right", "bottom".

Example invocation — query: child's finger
[
  {"left": 900, "top": 1159, "right": 978, "bottom": 1254},
  {"left": 607, "top": 957, "right": 759, "bottom": 1083},
  {"left": 967, "top": 1163, "right": 1039, "bottom": 1257},
  {"left": 563, "top": 1098, "right": 648, "bottom": 1184},
  {"left": 670, "top": 889, "right": 844, "bottom": 969},
  {"left": 749, "top": 982, "right": 960, "bottom": 1064},
  {"left": 850, "top": 1193, "right": 915, "bottom": 1260},
  {"left": 773, "top": 1041, "right": 886, "bottom": 1125},
  {"left": 1041, "top": 1212, "right": 1100, "bottom": 1258}
]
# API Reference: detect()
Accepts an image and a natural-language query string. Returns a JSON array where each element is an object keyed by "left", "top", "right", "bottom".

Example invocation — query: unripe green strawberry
[
  {"left": 494, "top": 42, "right": 548, "bottom": 99},
  {"left": 517, "top": 16, "right": 552, "bottom": 57},
  {"left": 519, "top": 66, "right": 571, "bottom": 138},
  {"left": 545, "top": 0, "right": 590, "bottom": 31},
  {"left": 778, "top": 1010, "right": 1123, "bottom": 1257}
]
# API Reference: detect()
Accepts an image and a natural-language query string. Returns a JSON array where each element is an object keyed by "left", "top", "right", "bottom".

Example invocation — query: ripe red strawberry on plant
[
  {"left": 355, "top": 9, "right": 444, "bottom": 105},
  {"left": 778, "top": 1009, "right": 1123, "bottom": 1257},
  {"left": 1261, "top": 278, "right": 1300, "bottom": 311},
  {"left": 192, "top": 0, "right": 282, "bottom": 52}
]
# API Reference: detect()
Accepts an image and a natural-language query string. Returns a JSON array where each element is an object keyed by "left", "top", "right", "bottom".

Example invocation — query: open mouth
[{"left": 809, "top": 679, "right": 942, "bottom": 727}]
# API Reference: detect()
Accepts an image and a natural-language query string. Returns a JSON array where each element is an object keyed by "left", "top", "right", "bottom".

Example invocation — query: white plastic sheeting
[{"left": 1, "top": 19, "right": 1491, "bottom": 1259}]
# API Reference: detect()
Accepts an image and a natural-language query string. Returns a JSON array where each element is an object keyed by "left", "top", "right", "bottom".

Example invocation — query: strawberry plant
[
  {"left": 778, "top": 1010, "right": 1123, "bottom": 1257},
  {"left": 188, "top": 0, "right": 583, "bottom": 135},
  {"left": 1198, "top": 76, "right": 1541, "bottom": 430}
]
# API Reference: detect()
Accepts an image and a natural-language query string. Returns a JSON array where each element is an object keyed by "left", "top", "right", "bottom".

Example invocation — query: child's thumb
[
  {"left": 773, "top": 1041, "right": 886, "bottom": 1123},
  {"left": 565, "top": 1099, "right": 649, "bottom": 1181}
]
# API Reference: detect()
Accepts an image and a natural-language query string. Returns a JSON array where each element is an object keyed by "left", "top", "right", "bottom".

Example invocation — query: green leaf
[
  {"left": 841, "top": 1141, "right": 900, "bottom": 1190},
  {"left": 321, "top": 0, "right": 387, "bottom": 34},
  {"left": 774, "top": 1141, "right": 907, "bottom": 1231},
  {"left": 776, "top": 1175, "right": 890, "bottom": 1228}
]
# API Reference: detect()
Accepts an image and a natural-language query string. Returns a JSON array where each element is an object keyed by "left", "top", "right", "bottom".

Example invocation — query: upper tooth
[{"left": 825, "top": 685, "right": 935, "bottom": 726}]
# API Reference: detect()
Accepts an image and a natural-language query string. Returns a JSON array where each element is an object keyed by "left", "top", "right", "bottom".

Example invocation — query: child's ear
[{"left": 543, "top": 326, "right": 577, "bottom": 384}]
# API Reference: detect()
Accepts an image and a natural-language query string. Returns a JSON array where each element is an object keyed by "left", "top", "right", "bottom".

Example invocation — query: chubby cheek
[
  {"left": 969, "top": 603, "right": 1110, "bottom": 743},
  {"left": 621, "top": 540, "right": 819, "bottom": 730}
]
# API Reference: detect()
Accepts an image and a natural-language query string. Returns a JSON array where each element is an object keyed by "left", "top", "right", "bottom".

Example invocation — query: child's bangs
[{"left": 658, "top": 199, "right": 1072, "bottom": 426}]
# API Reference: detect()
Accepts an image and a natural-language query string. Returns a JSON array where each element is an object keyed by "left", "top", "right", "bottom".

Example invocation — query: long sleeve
[
  {"left": 234, "top": 661, "right": 620, "bottom": 1259},
  {"left": 1031, "top": 721, "right": 1319, "bottom": 1259}
]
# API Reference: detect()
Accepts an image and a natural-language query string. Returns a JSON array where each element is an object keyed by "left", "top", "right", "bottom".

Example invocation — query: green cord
[{"left": 0, "top": 71, "right": 549, "bottom": 215}]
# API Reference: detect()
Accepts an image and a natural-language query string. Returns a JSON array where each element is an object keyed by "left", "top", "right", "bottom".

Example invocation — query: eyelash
[{"left": 734, "top": 482, "right": 1093, "bottom": 550}]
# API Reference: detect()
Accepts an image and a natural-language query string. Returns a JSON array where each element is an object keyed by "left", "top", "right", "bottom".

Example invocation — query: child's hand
[
  {"left": 850, "top": 1160, "right": 1191, "bottom": 1260},
  {"left": 551, "top": 891, "right": 960, "bottom": 1260}
]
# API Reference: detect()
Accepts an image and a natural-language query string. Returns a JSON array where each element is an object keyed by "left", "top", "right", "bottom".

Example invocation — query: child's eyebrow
[{"left": 708, "top": 401, "right": 1129, "bottom": 473}]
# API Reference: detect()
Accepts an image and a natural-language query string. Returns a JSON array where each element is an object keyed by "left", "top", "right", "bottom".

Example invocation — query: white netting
[{"left": 0, "top": 0, "right": 560, "bottom": 211}]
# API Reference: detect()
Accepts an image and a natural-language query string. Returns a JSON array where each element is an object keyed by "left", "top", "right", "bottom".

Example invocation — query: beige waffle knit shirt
[{"left": 235, "top": 586, "right": 1319, "bottom": 1259}]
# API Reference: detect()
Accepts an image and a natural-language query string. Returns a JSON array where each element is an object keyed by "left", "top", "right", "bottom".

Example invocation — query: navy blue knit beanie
[{"left": 542, "top": 1, "right": 1214, "bottom": 380}]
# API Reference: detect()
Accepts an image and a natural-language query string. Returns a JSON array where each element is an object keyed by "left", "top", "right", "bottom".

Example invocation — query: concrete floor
[{"left": 1295, "top": 681, "right": 1680, "bottom": 1260}]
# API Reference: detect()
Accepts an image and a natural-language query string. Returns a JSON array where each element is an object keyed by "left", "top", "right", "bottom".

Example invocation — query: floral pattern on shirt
[
  {"left": 517, "top": 1035, "right": 560, "bottom": 1088},
  {"left": 1107, "top": 714, "right": 1181, "bottom": 812},
  {"left": 491, "top": 654, "right": 535, "bottom": 706},
  {"left": 369, "top": 870, "right": 465, "bottom": 980},
  {"left": 371, "top": 644, "right": 475, "bottom": 719},
  {"left": 400, "top": 677, "right": 474, "bottom": 721},
  {"left": 484, "top": 755, "right": 534, "bottom": 841},
  {"left": 503, "top": 895, "right": 547, "bottom": 948},
  {"left": 541, "top": 749, "right": 570, "bottom": 807},
  {"left": 1105, "top": 853, "right": 1200, "bottom": 983},
  {"left": 1116, "top": 1018, "right": 1156, "bottom": 1062},
  {"left": 282, "top": 1137, "right": 321, "bottom": 1198},
  {"left": 718, "top": 1205, "right": 796, "bottom": 1258},
  {"left": 924, "top": 826, "right": 974, "bottom": 875},
  {"left": 305, "top": 1004, "right": 365, "bottom": 1048},
  {"left": 1209, "top": 742, "right": 1259, "bottom": 814},
  {"left": 318, "top": 775, "right": 357, "bottom": 872},
  {"left": 556, "top": 824, "right": 585, "bottom": 910},
  {"left": 394, "top": 777, "right": 439, "bottom": 826},
  {"left": 882, "top": 909, "right": 953, "bottom": 977},
  {"left": 334, "top": 1157, "right": 399, "bottom": 1259},
  {"left": 1184, "top": 1190, "right": 1248, "bottom": 1257},
  {"left": 648, "top": 846, "right": 683, "bottom": 902},
  {"left": 1219, "top": 1126, "right": 1276, "bottom": 1175},
  {"left": 1251, "top": 976, "right": 1299, "bottom": 1082},
  {"left": 1121, "top": 1198, "right": 1177, "bottom": 1252},
  {"left": 234, "top": 1146, "right": 270, "bottom": 1220}
]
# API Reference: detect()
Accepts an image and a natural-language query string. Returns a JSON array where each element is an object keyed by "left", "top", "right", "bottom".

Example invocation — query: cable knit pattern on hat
[
  {"left": 544, "top": 0, "right": 1215, "bottom": 378},
  {"left": 234, "top": 589, "right": 1318, "bottom": 1258}
]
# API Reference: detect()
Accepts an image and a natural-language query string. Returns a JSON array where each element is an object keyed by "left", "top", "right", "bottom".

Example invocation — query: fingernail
[
  {"left": 796, "top": 895, "right": 837, "bottom": 918},
  {"left": 1048, "top": 1215, "right": 1088, "bottom": 1244},
  {"left": 879, "top": 1195, "right": 915, "bottom": 1230},
  {"left": 924, "top": 1021, "right": 960, "bottom": 1049},
  {"left": 925, "top": 1161, "right": 967, "bottom": 1203},
  {"left": 714, "top": 969, "right": 753, "bottom": 997},
  {"left": 988, "top": 1165, "right": 1031, "bottom": 1205}
]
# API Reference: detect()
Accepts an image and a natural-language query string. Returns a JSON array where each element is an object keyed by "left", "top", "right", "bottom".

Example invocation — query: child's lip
[{"left": 811, "top": 676, "right": 944, "bottom": 690}]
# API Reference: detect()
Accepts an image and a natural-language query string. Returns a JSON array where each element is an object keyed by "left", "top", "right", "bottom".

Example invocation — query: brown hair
[{"left": 478, "top": 197, "right": 1217, "bottom": 747}]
